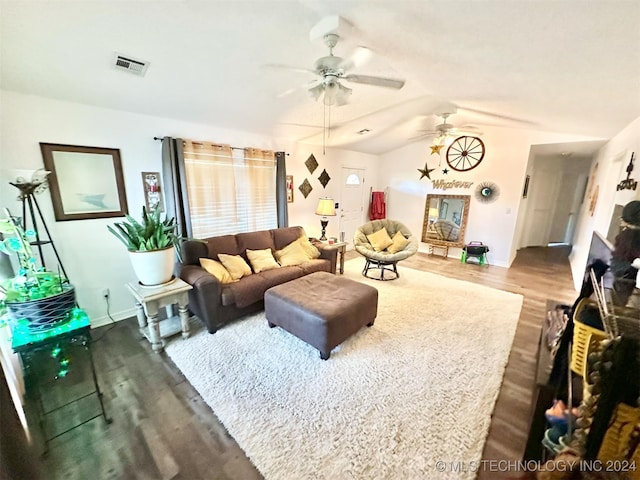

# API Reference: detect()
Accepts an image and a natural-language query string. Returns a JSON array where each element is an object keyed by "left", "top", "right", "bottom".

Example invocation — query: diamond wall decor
[
  {"left": 305, "top": 154, "right": 318, "bottom": 174},
  {"left": 318, "top": 169, "right": 331, "bottom": 189},
  {"left": 298, "top": 178, "right": 313, "bottom": 198}
]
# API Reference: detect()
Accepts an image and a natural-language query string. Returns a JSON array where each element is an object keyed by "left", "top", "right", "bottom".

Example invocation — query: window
[{"left": 182, "top": 141, "right": 277, "bottom": 238}]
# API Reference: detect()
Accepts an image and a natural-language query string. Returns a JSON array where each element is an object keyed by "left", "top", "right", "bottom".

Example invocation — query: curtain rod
[{"left": 153, "top": 136, "right": 288, "bottom": 154}]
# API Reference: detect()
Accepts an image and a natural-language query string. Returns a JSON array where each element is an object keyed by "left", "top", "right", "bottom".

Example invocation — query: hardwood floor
[{"left": 10, "top": 246, "right": 578, "bottom": 480}]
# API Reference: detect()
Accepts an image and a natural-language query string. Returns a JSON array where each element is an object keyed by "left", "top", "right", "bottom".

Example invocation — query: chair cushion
[
  {"left": 218, "top": 254, "right": 252, "bottom": 280},
  {"left": 386, "top": 231, "right": 410, "bottom": 254},
  {"left": 246, "top": 248, "right": 280, "bottom": 273},
  {"left": 199, "top": 258, "right": 234, "bottom": 284},
  {"left": 367, "top": 227, "right": 393, "bottom": 252}
]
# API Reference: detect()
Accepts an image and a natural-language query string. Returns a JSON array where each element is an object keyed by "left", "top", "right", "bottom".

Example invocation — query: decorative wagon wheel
[{"left": 446, "top": 136, "right": 485, "bottom": 172}]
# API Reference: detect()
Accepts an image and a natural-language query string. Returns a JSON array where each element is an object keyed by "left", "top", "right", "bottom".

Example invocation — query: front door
[{"left": 338, "top": 167, "right": 366, "bottom": 248}]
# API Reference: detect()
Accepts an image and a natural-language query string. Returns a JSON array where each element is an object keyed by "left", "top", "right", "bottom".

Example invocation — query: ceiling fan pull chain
[{"left": 323, "top": 101, "right": 326, "bottom": 155}]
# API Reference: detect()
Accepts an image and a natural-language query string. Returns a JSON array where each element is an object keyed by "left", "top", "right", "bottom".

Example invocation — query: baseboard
[{"left": 90, "top": 307, "right": 137, "bottom": 328}]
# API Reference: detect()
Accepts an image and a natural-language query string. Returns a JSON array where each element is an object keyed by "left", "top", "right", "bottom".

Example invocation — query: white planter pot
[{"left": 128, "top": 247, "right": 175, "bottom": 286}]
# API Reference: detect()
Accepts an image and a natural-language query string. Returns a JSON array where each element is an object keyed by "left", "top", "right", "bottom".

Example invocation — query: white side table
[{"left": 126, "top": 278, "right": 193, "bottom": 353}]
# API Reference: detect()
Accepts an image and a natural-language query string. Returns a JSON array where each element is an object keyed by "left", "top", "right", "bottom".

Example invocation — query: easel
[{"left": 9, "top": 181, "right": 69, "bottom": 279}]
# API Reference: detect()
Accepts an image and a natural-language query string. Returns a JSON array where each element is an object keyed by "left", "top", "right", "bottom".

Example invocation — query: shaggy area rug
[{"left": 165, "top": 260, "right": 523, "bottom": 480}]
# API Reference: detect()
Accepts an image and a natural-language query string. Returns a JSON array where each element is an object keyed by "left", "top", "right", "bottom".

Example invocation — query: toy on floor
[{"left": 461, "top": 241, "right": 489, "bottom": 265}]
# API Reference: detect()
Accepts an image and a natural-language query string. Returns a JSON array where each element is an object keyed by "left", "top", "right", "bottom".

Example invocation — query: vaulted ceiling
[{"left": 1, "top": 1, "right": 639, "bottom": 155}]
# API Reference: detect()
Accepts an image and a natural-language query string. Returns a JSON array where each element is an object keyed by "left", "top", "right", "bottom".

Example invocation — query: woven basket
[{"left": 7, "top": 285, "right": 76, "bottom": 333}]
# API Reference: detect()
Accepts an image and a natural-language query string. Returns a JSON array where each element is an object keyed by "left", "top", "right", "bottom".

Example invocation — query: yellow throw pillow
[
  {"left": 275, "top": 240, "right": 310, "bottom": 266},
  {"left": 218, "top": 254, "right": 252, "bottom": 280},
  {"left": 199, "top": 258, "right": 234, "bottom": 284},
  {"left": 387, "top": 231, "right": 410, "bottom": 254},
  {"left": 296, "top": 235, "right": 321, "bottom": 259},
  {"left": 246, "top": 248, "right": 280, "bottom": 273},
  {"left": 367, "top": 227, "right": 393, "bottom": 252}
]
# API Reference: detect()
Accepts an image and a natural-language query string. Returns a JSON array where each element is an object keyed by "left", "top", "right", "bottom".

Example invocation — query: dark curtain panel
[
  {"left": 275, "top": 151, "right": 288, "bottom": 228},
  {"left": 161, "top": 137, "right": 192, "bottom": 238}
]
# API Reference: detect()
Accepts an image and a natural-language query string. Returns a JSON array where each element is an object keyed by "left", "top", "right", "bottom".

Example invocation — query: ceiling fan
[
  {"left": 269, "top": 33, "right": 406, "bottom": 106},
  {"left": 411, "top": 111, "right": 483, "bottom": 143}
]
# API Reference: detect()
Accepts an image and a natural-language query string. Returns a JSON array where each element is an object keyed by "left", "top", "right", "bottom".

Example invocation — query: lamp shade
[{"left": 315, "top": 198, "right": 336, "bottom": 217}]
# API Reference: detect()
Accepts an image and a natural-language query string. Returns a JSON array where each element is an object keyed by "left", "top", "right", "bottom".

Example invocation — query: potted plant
[
  {"left": 0, "top": 213, "right": 76, "bottom": 333},
  {"left": 107, "top": 207, "right": 181, "bottom": 286}
]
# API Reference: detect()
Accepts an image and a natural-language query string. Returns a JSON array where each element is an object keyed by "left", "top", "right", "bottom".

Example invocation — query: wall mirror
[{"left": 421, "top": 194, "right": 471, "bottom": 248}]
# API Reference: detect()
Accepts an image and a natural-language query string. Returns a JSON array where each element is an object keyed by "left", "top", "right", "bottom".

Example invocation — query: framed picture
[
  {"left": 286, "top": 175, "right": 294, "bottom": 203},
  {"left": 40, "top": 143, "right": 129, "bottom": 221},
  {"left": 141, "top": 172, "right": 163, "bottom": 212}
]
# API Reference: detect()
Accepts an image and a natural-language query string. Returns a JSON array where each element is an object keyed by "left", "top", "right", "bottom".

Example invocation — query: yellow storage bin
[{"left": 570, "top": 308, "right": 607, "bottom": 380}]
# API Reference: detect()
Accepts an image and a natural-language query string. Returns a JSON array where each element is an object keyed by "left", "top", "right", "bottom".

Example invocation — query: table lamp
[{"left": 315, "top": 198, "right": 336, "bottom": 241}]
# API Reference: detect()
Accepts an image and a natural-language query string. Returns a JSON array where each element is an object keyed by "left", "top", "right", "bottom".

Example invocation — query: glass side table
[
  {"left": 126, "top": 277, "right": 193, "bottom": 353},
  {"left": 10, "top": 309, "right": 111, "bottom": 453}
]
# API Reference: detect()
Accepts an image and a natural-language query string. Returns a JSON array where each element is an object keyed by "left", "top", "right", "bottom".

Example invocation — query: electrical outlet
[{"left": 102, "top": 288, "right": 110, "bottom": 299}]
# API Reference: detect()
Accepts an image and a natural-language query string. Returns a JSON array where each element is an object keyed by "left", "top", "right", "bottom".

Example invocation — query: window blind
[{"left": 183, "top": 141, "right": 276, "bottom": 238}]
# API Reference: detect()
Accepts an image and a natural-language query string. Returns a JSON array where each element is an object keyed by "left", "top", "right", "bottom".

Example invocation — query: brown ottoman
[{"left": 264, "top": 271, "right": 378, "bottom": 360}]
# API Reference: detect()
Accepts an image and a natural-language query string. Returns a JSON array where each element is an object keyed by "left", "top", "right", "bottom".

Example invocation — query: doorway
[{"left": 338, "top": 167, "right": 366, "bottom": 248}]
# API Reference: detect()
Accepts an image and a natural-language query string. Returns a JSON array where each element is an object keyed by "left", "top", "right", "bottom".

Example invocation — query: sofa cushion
[
  {"left": 247, "top": 248, "right": 280, "bottom": 273},
  {"left": 258, "top": 266, "right": 304, "bottom": 289},
  {"left": 236, "top": 230, "right": 275, "bottom": 257},
  {"left": 199, "top": 258, "right": 234, "bottom": 284},
  {"left": 273, "top": 226, "right": 306, "bottom": 250},
  {"left": 367, "top": 227, "right": 393, "bottom": 252},
  {"left": 218, "top": 254, "right": 252, "bottom": 281},
  {"left": 227, "top": 273, "right": 269, "bottom": 308},
  {"left": 275, "top": 240, "right": 309, "bottom": 267},
  {"left": 207, "top": 234, "right": 241, "bottom": 259}
]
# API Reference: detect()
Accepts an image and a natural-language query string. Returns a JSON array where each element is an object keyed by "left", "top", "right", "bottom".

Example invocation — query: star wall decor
[
  {"left": 305, "top": 154, "right": 319, "bottom": 174},
  {"left": 298, "top": 178, "right": 313, "bottom": 198},
  {"left": 318, "top": 169, "right": 331, "bottom": 188},
  {"left": 430, "top": 144, "right": 443, "bottom": 155},
  {"left": 417, "top": 162, "right": 435, "bottom": 180}
]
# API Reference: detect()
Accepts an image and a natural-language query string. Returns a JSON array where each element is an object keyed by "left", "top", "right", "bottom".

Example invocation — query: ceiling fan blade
[
  {"left": 343, "top": 74, "right": 405, "bottom": 89},
  {"left": 408, "top": 132, "right": 434, "bottom": 141},
  {"left": 338, "top": 46, "right": 373, "bottom": 71}
]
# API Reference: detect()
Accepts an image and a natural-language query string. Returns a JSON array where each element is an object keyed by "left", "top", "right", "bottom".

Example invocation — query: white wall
[
  {"left": 569, "top": 115, "right": 640, "bottom": 290},
  {"left": 378, "top": 126, "right": 599, "bottom": 266},
  {"left": 0, "top": 90, "right": 280, "bottom": 326}
]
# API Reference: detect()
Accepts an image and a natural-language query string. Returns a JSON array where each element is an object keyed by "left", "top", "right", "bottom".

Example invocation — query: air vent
[{"left": 113, "top": 53, "right": 149, "bottom": 76}]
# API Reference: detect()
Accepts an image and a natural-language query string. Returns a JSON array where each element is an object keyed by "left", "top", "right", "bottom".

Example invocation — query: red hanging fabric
[{"left": 369, "top": 191, "right": 386, "bottom": 220}]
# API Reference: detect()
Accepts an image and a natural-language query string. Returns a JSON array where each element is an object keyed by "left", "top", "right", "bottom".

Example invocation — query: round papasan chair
[{"left": 353, "top": 219, "right": 419, "bottom": 280}]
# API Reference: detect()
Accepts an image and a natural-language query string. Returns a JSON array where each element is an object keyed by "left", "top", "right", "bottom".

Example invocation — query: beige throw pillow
[
  {"left": 199, "top": 257, "right": 235, "bottom": 284},
  {"left": 218, "top": 254, "right": 252, "bottom": 280},
  {"left": 297, "top": 235, "right": 321, "bottom": 259},
  {"left": 246, "top": 248, "right": 280, "bottom": 273},
  {"left": 367, "top": 227, "right": 394, "bottom": 252},
  {"left": 386, "top": 231, "right": 410, "bottom": 254},
  {"left": 275, "top": 240, "right": 310, "bottom": 267}
]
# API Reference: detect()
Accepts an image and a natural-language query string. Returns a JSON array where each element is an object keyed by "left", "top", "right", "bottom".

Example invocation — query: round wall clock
[{"left": 446, "top": 136, "right": 485, "bottom": 172}]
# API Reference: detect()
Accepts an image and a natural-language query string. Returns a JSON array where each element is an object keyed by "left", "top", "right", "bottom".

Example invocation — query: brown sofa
[{"left": 179, "top": 226, "right": 338, "bottom": 334}]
